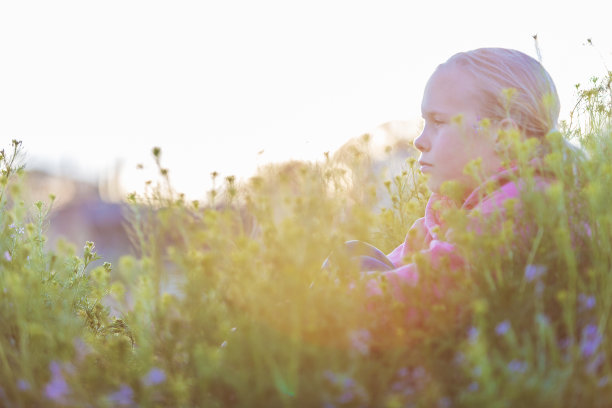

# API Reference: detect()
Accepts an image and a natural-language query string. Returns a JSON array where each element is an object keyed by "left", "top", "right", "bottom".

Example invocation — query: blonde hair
[{"left": 446, "top": 48, "right": 560, "bottom": 140}]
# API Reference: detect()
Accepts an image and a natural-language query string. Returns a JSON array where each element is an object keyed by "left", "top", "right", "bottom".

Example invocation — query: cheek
[
  {"left": 437, "top": 140, "right": 478, "bottom": 174},
  {"left": 438, "top": 132, "right": 471, "bottom": 161}
]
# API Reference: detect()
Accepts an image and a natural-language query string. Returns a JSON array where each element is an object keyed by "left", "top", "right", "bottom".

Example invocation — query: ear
[
  {"left": 497, "top": 118, "right": 519, "bottom": 133},
  {"left": 493, "top": 117, "right": 520, "bottom": 142},
  {"left": 492, "top": 118, "right": 520, "bottom": 155}
]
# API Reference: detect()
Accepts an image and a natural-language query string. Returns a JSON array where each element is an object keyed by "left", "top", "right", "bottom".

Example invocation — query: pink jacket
[{"left": 377, "top": 165, "right": 550, "bottom": 299}]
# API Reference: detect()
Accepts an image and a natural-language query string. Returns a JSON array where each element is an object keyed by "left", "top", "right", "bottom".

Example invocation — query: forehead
[{"left": 421, "top": 63, "right": 482, "bottom": 116}]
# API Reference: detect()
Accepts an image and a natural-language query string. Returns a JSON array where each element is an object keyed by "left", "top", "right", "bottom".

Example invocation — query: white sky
[{"left": 1, "top": 0, "right": 611, "bottom": 200}]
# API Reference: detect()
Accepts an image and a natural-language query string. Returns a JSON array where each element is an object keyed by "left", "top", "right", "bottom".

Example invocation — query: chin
[{"left": 426, "top": 181, "right": 440, "bottom": 194}]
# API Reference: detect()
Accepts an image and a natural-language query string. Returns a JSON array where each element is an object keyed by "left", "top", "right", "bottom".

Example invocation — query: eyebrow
[{"left": 421, "top": 110, "right": 447, "bottom": 118}]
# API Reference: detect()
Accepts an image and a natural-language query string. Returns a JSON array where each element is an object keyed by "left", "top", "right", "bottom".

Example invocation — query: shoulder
[
  {"left": 476, "top": 175, "right": 552, "bottom": 215},
  {"left": 410, "top": 217, "right": 427, "bottom": 233},
  {"left": 386, "top": 217, "right": 428, "bottom": 266}
]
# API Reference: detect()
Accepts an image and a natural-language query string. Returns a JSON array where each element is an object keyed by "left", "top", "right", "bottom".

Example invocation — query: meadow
[{"left": 0, "top": 71, "right": 611, "bottom": 407}]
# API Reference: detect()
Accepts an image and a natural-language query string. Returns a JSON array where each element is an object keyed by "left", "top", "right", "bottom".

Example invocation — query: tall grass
[{"left": 0, "top": 70, "right": 611, "bottom": 407}]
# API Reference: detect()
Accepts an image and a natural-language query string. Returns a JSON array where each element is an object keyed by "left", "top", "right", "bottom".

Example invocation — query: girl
[{"left": 344, "top": 47, "right": 565, "bottom": 299}]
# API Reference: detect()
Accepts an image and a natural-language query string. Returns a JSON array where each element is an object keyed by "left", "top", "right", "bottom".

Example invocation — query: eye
[
  {"left": 430, "top": 118, "right": 444, "bottom": 127},
  {"left": 422, "top": 114, "right": 446, "bottom": 128}
]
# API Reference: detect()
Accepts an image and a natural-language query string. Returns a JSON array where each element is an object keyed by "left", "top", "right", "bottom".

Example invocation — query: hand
[{"left": 382, "top": 264, "right": 419, "bottom": 302}]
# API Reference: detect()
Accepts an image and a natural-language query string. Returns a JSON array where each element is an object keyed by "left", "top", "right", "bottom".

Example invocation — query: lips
[
  {"left": 418, "top": 160, "right": 433, "bottom": 172},
  {"left": 418, "top": 161, "right": 433, "bottom": 167}
]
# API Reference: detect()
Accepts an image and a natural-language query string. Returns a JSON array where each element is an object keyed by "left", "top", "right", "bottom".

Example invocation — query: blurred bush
[{"left": 0, "top": 70, "right": 611, "bottom": 407}]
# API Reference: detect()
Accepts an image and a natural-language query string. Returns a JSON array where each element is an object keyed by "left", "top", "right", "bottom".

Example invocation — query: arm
[
  {"left": 386, "top": 217, "right": 428, "bottom": 267},
  {"left": 379, "top": 239, "right": 463, "bottom": 301},
  {"left": 380, "top": 180, "right": 525, "bottom": 300}
]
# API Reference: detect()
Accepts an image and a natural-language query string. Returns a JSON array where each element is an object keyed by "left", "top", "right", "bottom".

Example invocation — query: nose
[{"left": 413, "top": 129, "right": 430, "bottom": 153}]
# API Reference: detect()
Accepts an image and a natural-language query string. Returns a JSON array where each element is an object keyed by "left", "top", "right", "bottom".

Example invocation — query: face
[{"left": 414, "top": 62, "right": 501, "bottom": 195}]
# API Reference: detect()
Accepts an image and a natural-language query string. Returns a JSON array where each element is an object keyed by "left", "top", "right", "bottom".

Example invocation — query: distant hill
[
  {"left": 18, "top": 120, "right": 420, "bottom": 263},
  {"left": 21, "top": 170, "right": 133, "bottom": 265}
]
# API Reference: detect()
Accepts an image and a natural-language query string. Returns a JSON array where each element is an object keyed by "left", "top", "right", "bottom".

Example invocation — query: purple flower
[
  {"left": 337, "top": 391, "right": 354, "bottom": 404},
  {"left": 467, "top": 382, "right": 479, "bottom": 392},
  {"left": 323, "top": 370, "right": 338, "bottom": 384},
  {"left": 507, "top": 360, "right": 527, "bottom": 373},
  {"left": 495, "top": 320, "right": 511, "bottom": 336},
  {"left": 3, "top": 251, "right": 11, "bottom": 262},
  {"left": 348, "top": 329, "right": 371, "bottom": 355},
  {"left": 402, "top": 386, "right": 415, "bottom": 396},
  {"left": 559, "top": 338, "right": 573, "bottom": 350},
  {"left": 73, "top": 337, "right": 92, "bottom": 362},
  {"left": 108, "top": 384, "right": 134, "bottom": 406},
  {"left": 453, "top": 352, "right": 466, "bottom": 366},
  {"left": 342, "top": 377, "right": 355, "bottom": 389},
  {"left": 17, "top": 379, "right": 30, "bottom": 391},
  {"left": 391, "top": 381, "right": 404, "bottom": 392},
  {"left": 524, "top": 264, "right": 547, "bottom": 282},
  {"left": 579, "top": 294, "right": 596, "bottom": 310},
  {"left": 536, "top": 314, "right": 550, "bottom": 326},
  {"left": 10, "top": 224, "right": 25, "bottom": 235},
  {"left": 438, "top": 397, "right": 452, "bottom": 408},
  {"left": 397, "top": 367, "right": 409, "bottom": 377},
  {"left": 142, "top": 367, "right": 166, "bottom": 386},
  {"left": 598, "top": 376, "right": 609, "bottom": 388},
  {"left": 581, "top": 324, "right": 603, "bottom": 358},
  {"left": 586, "top": 352, "right": 605, "bottom": 375},
  {"left": 45, "top": 362, "right": 70, "bottom": 402},
  {"left": 468, "top": 327, "right": 479, "bottom": 343},
  {"left": 412, "top": 366, "right": 426, "bottom": 380}
]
